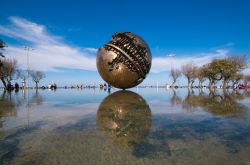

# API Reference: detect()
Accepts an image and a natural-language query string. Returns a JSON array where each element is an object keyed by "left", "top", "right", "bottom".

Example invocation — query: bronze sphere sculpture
[{"left": 96, "top": 32, "right": 152, "bottom": 89}]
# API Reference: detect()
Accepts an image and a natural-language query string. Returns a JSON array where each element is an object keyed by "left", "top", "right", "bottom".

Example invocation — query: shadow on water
[{"left": 0, "top": 121, "right": 45, "bottom": 164}]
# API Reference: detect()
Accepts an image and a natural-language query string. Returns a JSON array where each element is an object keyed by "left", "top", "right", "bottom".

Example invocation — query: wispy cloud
[
  {"left": 243, "top": 67, "right": 250, "bottom": 74},
  {"left": 226, "top": 42, "right": 235, "bottom": 46},
  {"left": 151, "top": 50, "right": 228, "bottom": 73},
  {"left": 0, "top": 16, "right": 232, "bottom": 73},
  {"left": 84, "top": 48, "right": 98, "bottom": 53},
  {"left": 0, "top": 16, "right": 96, "bottom": 71}
]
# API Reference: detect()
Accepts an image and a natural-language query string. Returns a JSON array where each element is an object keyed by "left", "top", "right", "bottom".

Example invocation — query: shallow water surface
[{"left": 0, "top": 88, "right": 250, "bottom": 165}]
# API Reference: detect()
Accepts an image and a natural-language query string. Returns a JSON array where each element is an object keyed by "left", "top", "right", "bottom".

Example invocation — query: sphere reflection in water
[{"left": 96, "top": 90, "right": 151, "bottom": 149}]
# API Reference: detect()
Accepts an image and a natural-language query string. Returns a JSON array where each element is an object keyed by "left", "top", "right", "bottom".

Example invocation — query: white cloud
[
  {"left": 151, "top": 50, "right": 228, "bottom": 73},
  {"left": 0, "top": 16, "right": 233, "bottom": 73},
  {"left": 226, "top": 42, "right": 235, "bottom": 46},
  {"left": 243, "top": 67, "right": 250, "bottom": 74},
  {"left": 84, "top": 48, "right": 98, "bottom": 53},
  {"left": 0, "top": 16, "right": 96, "bottom": 71},
  {"left": 167, "top": 53, "right": 176, "bottom": 57}
]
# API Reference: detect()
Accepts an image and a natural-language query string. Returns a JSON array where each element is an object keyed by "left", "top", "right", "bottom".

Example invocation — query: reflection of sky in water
[{"left": 0, "top": 88, "right": 250, "bottom": 165}]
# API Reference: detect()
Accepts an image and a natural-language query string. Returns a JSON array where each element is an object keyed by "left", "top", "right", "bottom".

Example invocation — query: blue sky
[{"left": 0, "top": 0, "right": 250, "bottom": 87}]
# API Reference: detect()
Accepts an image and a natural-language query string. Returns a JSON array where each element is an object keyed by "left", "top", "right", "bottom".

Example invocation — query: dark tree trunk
[
  {"left": 187, "top": 78, "right": 191, "bottom": 88},
  {"left": 199, "top": 80, "right": 202, "bottom": 88},
  {"left": 208, "top": 78, "right": 212, "bottom": 88},
  {"left": 191, "top": 80, "right": 195, "bottom": 88},
  {"left": 35, "top": 82, "right": 38, "bottom": 89},
  {"left": 223, "top": 79, "right": 228, "bottom": 89},
  {"left": 1, "top": 78, "right": 7, "bottom": 89},
  {"left": 200, "top": 80, "right": 205, "bottom": 88},
  {"left": 172, "top": 79, "right": 176, "bottom": 87},
  {"left": 209, "top": 80, "right": 214, "bottom": 89}
]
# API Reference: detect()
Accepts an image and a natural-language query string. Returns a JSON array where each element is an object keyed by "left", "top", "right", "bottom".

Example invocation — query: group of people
[
  {"left": 6, "top": 81, "right": 19, "bottom": 92},
  {"left": 100, "top": 83, "right": 112, "bottom": 92},
  {"left": 4, "top": 82, "right": 112, "bottom": 92}
]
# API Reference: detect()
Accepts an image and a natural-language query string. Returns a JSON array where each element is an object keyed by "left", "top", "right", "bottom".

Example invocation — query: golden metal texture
[{"left": 96, "top": 32, "right": 151, "bottom": 89}]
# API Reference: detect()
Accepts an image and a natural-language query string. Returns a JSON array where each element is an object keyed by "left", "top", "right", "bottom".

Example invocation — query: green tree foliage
[
  {"left": 210, "top": 59, "right": 237, "bottom": 88},
  {"left": 201, "top": 63, "right": 222, "bottom": 87},
  {"left": 200, "top": 56, "right": 247, "bottom": 88}
]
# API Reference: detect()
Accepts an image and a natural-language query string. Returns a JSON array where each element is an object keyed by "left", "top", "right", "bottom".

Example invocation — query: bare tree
[
  {"left": 196, "top": 67, "right": 206, "bottom": 87},
  {"left": 30, "top": 70, "right": 46, "bottom": 88},
  {"left": 243, "top": 75, "right": 250, "bottom": 84},
  {"left": 170, "top": 68, "right": 182, "bottom": 86},
  {"left": 0, "top": 58, "right": 19, "bottom": 88},
  {"left": 182, "top": 63, "right": 197, "bottom": 88},
  {"left": 190, "top": 67, "right": 199, "bottom": 87}
]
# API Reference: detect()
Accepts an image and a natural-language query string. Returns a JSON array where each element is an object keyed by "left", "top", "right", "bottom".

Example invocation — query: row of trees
[
  {"left": 170, "top": 55, "right": 250, "bottom": 89},
  {"left": 0, "top": 58, "right": 46, "bottom": 89},
  {"left": 0, "top": 39, "right": 45, "bottom": 89}
]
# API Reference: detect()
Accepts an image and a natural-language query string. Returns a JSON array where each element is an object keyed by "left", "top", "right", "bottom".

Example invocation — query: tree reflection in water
[
  {"left": 0, "top": 90, "right": 20, "bottom": 145},
  {"left": 0, "top": 89, "right": 44, "bottom": 131},
  {"left": 0, "top": 91, "right": 18, "bottom": 119},
  {"left": 170, "top": 89, "right": 183, "bottom": 107},
  {"left": 0, "top": 89, "right": 45, "bottom": 163},
  {"left": 181, "top": 89, "right": 250, "bottom": 117},
  {"left": 28, "top": 90, "right": 44, "bottom": 107},
  {"left": 0, "top": 89, "right": 44, "bottom": 117}
]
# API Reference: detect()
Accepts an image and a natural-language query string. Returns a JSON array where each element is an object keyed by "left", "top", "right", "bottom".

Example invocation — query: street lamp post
[
  {"left": 24, "top": 46, "right": 34, "bottom": 128},
  {"left": 24, "top": 46, "right": 34, "bottom": 89}
]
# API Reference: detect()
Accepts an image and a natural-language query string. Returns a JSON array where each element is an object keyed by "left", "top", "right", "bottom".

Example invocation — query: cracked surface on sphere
[{"left": 96, "top": 32, "right": 151, "bottom": 89}]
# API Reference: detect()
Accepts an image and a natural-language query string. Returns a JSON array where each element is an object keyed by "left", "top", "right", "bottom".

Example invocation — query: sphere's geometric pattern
[{"left": 96, "top": 32, "right": 151, "bottom": 89}]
